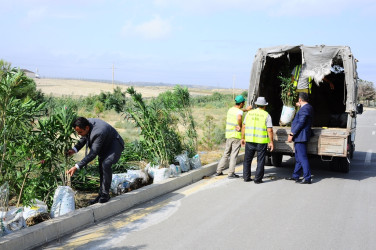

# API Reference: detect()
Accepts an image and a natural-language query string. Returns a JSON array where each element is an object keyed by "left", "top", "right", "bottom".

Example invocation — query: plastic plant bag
[
  {"left": 145, "top": 163, "right": 158, "bottom": 178},
  {"left": 153, "top": 168, "right": 171, "bottom": 183},
  {"left": 112, "top": 170, "right": 149, "bottom": 194},
  {"left": 175, "top": 151, "right": 190, "bottom": 172},
  {"left": 280, "top": 105, "right": 296, "bottom": 125},
  {"left": 169, "top": 164, "right": 181, "bottom": 177},
  {"left": 50, "top": 186, "right": 75, "bottom": 218},
  {"left": 190, "top": 154, "right": 202, "bottom": 169},
  {"left": 126, "top": 169, "right": 149, "bottom": 184},
  {"left": 111, "top": 173, "right": 128, "bottom": 194},
  {"left": 1, "top": 207, "right": 26, "bottom": 236},
  {"left": 23, "top": 199, "right": 48, "bottom": 221}
]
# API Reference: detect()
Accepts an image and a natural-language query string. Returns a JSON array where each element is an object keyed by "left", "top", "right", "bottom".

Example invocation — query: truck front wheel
[{"left": 271, "top": 153, "right": 283, "bottom": 167}]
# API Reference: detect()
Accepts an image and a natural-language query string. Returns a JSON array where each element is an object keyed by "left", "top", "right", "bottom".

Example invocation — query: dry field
[{"left": 35, "top": 78, "right": 241, "bottom": 98}]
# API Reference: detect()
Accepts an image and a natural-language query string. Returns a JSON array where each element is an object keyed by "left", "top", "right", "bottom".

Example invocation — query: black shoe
[
  {"left": 89, "top": 195, "right": 101, "bottom": 205},
  {"left": 215, "top": 172, "right": 223, "bottom": 176},
  {"left": 254, "top": 180, "right": 263, "bottom": 184},
  {"left": 244, "top": 178, "right": 252, "bottom": 182},
  {"left": 228, "top": 174, "right": 240, "bottom": 179},
  {"left": 99, "top": 194, "right": 111, "bottom": 203},
  {"left": 298, "top": 179, "right": 312, "bottom": 184},
  {"left": 285, "top": 177, "right": 299, "bottom": 182}
]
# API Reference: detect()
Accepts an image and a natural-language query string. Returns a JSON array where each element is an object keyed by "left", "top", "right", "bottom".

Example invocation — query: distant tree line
[{"left": 358, "top": 79, "right": 376, "bottom": 106}]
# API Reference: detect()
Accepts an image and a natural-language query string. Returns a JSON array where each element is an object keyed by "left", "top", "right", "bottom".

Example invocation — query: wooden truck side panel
[{"left": 272, "top": 126, "right": 349, "bottom": 157}]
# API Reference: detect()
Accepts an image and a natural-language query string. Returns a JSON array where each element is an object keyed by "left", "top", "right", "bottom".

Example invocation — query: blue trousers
[
  {"left": 243, "top": 142, "right": 267, "bottom": 181},
  {"left": 292, "top": 142, "right": 311, "bottom": 180}
]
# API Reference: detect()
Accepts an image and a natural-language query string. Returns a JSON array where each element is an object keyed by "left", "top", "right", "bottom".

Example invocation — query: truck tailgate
[{"left": 272, "top": 126, "right": 349, "bottom": 157}]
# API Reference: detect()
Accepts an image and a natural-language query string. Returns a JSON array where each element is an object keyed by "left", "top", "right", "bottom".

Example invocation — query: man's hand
[
  {"left": 244, "top": 105, "right": 252, "bottom": 111},
  {"left": 241, "top": 139, "right": 246, "bottom": 147},
  {"left": 66, "top": 149, "right": 75, "bottom": 157},
  {"left": 329, "top": 82, "right": 335, "bottom": 90},
  {"left": 268, "top": 142, "right": 274, "bottom": 152},
  {"left": 287, "top": 135, "right": 293, "bottom": 142},
  {"left": 235, "top": 125, "right": 241, "bottom": 132},
  {"left": 66, "top": 166, "right": 77, "bottom": 177}
]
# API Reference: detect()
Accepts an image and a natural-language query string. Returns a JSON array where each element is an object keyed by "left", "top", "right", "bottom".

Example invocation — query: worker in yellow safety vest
[
  {"left": 241, "top": 97, "right": 274, "bottom": 184},
  {"left": 215, "top": 95, "right": 252, "bottom": 178},
  {"left": 292, "top": 64, "right": 312, "bottom": 94}
]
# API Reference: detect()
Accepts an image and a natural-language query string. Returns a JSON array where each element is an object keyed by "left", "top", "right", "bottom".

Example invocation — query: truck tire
[
  {"left": 265, "top": 154, "right": 272, "bottom": 166},
  {"left": 271, "top": 153, "right": 283, "bottom": 167},
  {"left": 349, "top": 142, "right": 355, "bottom": 160},
  {"left": 331, "top": 157, "right": 350, "bottom": 173},
  {"left": 347, "top": 137, "right": 354, "bottom": 160}
]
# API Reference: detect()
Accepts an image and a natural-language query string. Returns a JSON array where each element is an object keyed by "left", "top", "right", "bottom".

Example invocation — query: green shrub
[{"left": 94, "top": 101, "right": 104, "bottom": 115}]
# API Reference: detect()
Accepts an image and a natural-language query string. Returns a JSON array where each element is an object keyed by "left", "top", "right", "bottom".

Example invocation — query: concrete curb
[{"left": 0, "top": 153, "right": 245, "bottom": 250}]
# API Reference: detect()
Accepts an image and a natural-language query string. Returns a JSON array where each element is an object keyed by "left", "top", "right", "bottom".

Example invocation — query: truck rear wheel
[
  {"left": 271, "top": 153, "right": 283, "bottom": 167},
  {"left": 331, "top": 157, "right": 350, "bottom": 173},
  {"left": 349, "top": 142, "right": 355, "bottom": 159}
]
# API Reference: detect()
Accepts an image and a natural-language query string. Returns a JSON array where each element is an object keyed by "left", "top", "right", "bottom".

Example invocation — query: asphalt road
[{"left": 43, "top": 110, "right": 376, "bottom": 250}]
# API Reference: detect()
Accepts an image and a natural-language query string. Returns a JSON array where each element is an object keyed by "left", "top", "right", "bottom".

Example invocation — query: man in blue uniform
[{"left": 286, "top": 92, "right": 314, "bottom": 184}]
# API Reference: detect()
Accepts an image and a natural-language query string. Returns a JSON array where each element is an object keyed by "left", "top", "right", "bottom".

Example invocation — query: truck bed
[{"left": 272, "top": 126, "right": 349, "bottom": 157}]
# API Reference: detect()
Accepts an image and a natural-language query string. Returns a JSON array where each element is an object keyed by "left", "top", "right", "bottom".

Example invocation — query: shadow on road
[{"left": 263, "top": 150, "right": 375, "bottom": 184}]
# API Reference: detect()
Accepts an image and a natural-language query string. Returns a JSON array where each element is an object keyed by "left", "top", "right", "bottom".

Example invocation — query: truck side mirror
[{"left": 356, "top": 104, "right": 363, "bottom": 114}]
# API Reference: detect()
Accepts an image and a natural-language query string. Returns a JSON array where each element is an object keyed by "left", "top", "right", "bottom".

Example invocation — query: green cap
[{"left": 235, "top": 95, "right": 245, "bottom": 103}]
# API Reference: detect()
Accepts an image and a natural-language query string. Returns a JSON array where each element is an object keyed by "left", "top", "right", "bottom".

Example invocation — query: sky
[{"left": 0, "top": 0, "right": 375, "bottom": 89}]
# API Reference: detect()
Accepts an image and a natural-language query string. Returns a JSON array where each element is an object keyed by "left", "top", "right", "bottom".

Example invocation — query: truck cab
[{"left": 247, "top": 45, "right": 362, "bottom": 172}]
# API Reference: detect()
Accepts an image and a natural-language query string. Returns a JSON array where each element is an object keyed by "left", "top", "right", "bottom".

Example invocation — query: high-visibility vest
[
  {"left": 293, "top": 65, "right": 312, "bottom": 94},
  {"left": 225, "top": 107, "right": 242, "bottom": 139},
  {"left": 244, "top": 109, "right": 269, "bottom": 144}
]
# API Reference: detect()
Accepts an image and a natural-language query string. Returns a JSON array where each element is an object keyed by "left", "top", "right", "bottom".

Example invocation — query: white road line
[{"left": 365, "top": 149, "right": 373, "bottom": 165}]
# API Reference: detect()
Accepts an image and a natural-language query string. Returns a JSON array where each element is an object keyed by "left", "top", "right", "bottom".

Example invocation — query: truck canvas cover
[{"left": 247, "top": 45, "right": 358, "bottom": 113}]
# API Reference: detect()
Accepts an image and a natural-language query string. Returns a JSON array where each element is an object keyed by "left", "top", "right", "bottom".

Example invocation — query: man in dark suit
[
  {"left": 286, "top": 92, "right": 314, "bottom": 184},
  {"left": 66, "top": 117, "right": 124, "bottom": 203}
]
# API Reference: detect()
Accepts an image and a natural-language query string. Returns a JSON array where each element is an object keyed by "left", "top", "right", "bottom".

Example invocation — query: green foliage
[
  {"left": 36, "top": 106, "right": 77, "bottom": 186},
  {"left": 241, "top": 91, "right": 248, "bottom": 99},
  {"left": 70, "top": 166, "right": 99, "bottom": 192},
  {"left": 94, "top": 101, "right": 104, "bottom": 115},
  {"left": 155, "top": 86, "right": 198, "bottom": 157},
  {"left": 124, "top": 87, "right": 183, "bottom": 167},
  {"left": 0, "top": 59, "right": 12, "bottom": 76},
  {"left": 192, "top": 92, "right": 234, "bottom": 108},
  {"left": 278, "top": 75, "right": 297, "bottom": 107},
  {"left": 0, "top": 67, "right": 47, "bottom": 206},
  {"left": 98, "top": 87, "right": 127, "bottom": 113},
  {"left": 277, "top": 64, "right": 298, "bottom": 107},
  {"left": 0, "top": 63, "right": 78, "bottom": 207},
  {"left": 211, "top": 124, "right": 226, "bottom": 145},
  {"left": 200, "top": 115, "right": 217, "bottom": 150},
  {"left": 112, "top": 141, "right": 147, "bottom": 172},
  {"left": 123, "top": 86, "right": 198, "bottom": 167},
  {"left": 45, "top": 95, "right": 80, "bottom": 114}
]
